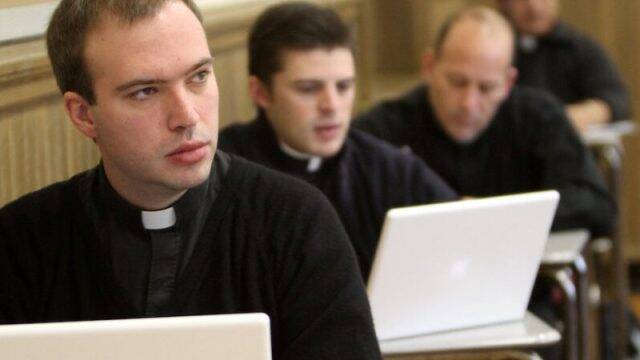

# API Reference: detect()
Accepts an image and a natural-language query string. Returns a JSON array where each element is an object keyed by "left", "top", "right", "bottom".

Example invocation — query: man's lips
[
  {"left": 314, "top": 124, "right": 342, "bottom": 141},
  {"left": 166, "top": 142, "right": 210, "bottom": 165}
]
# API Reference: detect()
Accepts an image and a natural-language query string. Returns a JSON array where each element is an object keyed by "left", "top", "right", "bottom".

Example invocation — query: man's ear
[
  {"left": 421, "top": 49, "right": 436, "bottom": 82},
  {"left": 248, "top": 76, "right": 272, "bottom": 109},
  {"left": 63, "top": 91, "right": 97, "bottom": 139},
  {"left": 505, "top": 66, "right": 519, "bottom": 93}
]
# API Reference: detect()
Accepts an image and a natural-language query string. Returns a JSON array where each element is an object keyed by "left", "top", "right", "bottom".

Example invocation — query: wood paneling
[{"left": 0, "top": 0, "right": 362, "bottom": 206}]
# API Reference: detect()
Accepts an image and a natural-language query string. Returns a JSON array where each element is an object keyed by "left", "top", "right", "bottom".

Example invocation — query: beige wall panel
[
  {"left": 0, "top": 97, "right": 100, "bottom": 206},
  {"left": 214, "top": 48, "right": 254, "bottom": 128}
]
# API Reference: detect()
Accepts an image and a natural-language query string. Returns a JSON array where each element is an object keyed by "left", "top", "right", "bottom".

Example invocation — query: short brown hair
[
  {"left": 249, "top": 2, "right": 353, "bottom": 86},
  {"left": 46, "top": 0, "right": 203, "bottom": 104}
]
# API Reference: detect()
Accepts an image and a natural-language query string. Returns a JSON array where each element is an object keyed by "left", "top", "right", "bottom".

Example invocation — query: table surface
[
  {"left": 542, "top": 230, "right": 589, "bottom": 265},
  {"left": 380, "top": 312, "right": 560, "bottom": 356}
]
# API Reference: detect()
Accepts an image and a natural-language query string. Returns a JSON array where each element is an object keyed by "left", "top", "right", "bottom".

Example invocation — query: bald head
[
  {"left": 434, "top": 6, "right": 515, "bottom": 63},
  {"left": 422, "top": 6, "right": 517, "bottom": 143}
]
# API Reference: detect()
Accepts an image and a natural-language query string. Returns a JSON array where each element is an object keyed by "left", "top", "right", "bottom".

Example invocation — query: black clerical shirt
[
  {"left": 515, "top": 21, "right": 631, "bottom": 121},
  {"left": 86, "top": 153, "right": 229, "bottom": 314}
]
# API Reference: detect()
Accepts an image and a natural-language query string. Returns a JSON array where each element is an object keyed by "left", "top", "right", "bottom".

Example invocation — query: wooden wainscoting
[{"left": 0, "top": 0, "right": 362, "bottom": 207}]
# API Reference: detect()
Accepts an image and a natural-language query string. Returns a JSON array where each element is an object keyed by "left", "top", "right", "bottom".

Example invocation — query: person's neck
[{"left": 103, "top": 168, "right": 187, "bottom": 211}]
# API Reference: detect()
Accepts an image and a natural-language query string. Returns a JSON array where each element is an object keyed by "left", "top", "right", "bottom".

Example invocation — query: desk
[
  {"left": 541, "top": 230, "right": 590, "bottom": 360},
  {"left": 381, "top": 312, "right": 559, "bottom": 360}
]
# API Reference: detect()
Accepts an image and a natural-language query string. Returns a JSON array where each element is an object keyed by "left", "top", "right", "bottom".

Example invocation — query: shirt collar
[
  {"left": 255, "top": 113, "right": 347, "bottom": 175},
  {"left": 96, "top": 162, "right": 211, "bottom": 233},
  {"left": 278, "top": 141, "right": 323, "bottom": 173},
  {"left": 518, "top": 21, "right": 572, "bottom": 50}
]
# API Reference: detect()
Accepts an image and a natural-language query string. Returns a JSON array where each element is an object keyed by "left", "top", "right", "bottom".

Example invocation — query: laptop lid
[
  {"left": 367, "top": 190, "right": 559, "bottom": 340},
  {"left": 0, "top": 313, "right": 271, "bottom": 360}
]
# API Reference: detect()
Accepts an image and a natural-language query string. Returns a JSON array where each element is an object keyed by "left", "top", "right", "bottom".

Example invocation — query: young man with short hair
[
  {"left": 219, "top": 2, "right": 457, "bottom": 281},
  {"left": 0, "top": 1, "right": 381, "bottom": 358}
]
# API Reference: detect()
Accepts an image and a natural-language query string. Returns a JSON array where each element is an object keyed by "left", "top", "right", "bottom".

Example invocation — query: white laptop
[
  {"left": 367, "top": 190, "right": 559, "bottom": 340},
  {"left": 0, "top": 313, "right": 271, "bottom": 360}
]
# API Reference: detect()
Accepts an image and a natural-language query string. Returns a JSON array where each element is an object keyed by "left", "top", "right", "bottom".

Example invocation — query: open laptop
[
  {"left": 0, "top": 313, "right": 271, "bottom": 360},
  {"left": 367, "top": 190, "right": 559, "bottom": 340}
]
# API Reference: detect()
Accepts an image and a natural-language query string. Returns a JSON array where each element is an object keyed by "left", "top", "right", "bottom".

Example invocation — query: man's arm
[
  {"left": 533, "top": 96, "right": 616, "bottom": 237},
  {"left": 274, "top": 185, "right": 382, "bottom": 360},
  {"left": 566, "top": 98, "right": 612, "bottom": 132},
  {"left": 0, "top": 205, "right": 38, "bottom": 325},
  {"left": 568, "top": 36, "right": 631, "bottom": 129}
]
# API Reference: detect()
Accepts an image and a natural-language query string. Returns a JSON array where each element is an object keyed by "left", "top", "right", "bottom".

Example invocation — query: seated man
[
  {"left": 354, "top": 6, "right": 615, "bottom": 239},
  {"left": 498, "top": 0, "right": 631, "bottom": 131},
  {"left": 0, "top": 1, "right": 381, "bottom": 359},
  {"left": 219, "top": 2, "right": 457, "bottom": 281}
]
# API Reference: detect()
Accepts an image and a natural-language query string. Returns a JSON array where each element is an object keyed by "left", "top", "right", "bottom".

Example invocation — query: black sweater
[
  {"left": 0, "top": 153, "right": 381, "bottom": 360},
  {"left": 219, "top": 117, "right": 457, "bottom": 280},
  {"left": 355, "top": 85, "right": 615, "bottom": 238}
]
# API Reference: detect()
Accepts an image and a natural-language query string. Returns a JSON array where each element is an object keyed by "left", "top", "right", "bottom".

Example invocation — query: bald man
[
  {"left": 355, "top": 6, "right": 615, "bottom": 238},
  {"left": 498, "top": 0, "right": 630, "bottom": 131}
]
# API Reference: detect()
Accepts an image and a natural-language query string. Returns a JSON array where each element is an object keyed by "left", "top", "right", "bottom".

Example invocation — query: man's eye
[
  {"left": 129, "top": 87, "right": 157, "bottom": 100},
  {"left": 337, "top": 81, "right": 353, "bottom": 93},
  {"left": 448, "top": 78, "right": 466, "bottom": 88},
  {"left": 480, "top": 84, "right": 497, "bottom": 94},
  {"left": 191, "top": 70, "right": 210, "bottom": 84},
  {"left": 296, "top": 85, "right": 319, "bottom": 94}
]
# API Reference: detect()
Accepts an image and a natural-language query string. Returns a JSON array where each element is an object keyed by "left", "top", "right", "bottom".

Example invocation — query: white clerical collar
[
  {"left": 279, "top": 141, "right": 323, "bottom": 173},
  {"left": 519, "top": 34, "right": 538, "bottom": 52},
  {"left": 141, "top": 207, "right": 176, "bottom": 230}
]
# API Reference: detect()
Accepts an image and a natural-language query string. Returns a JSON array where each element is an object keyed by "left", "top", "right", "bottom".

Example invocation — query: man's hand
[{"left": 566, "top": 99, "right": 612, "bottom": 133}]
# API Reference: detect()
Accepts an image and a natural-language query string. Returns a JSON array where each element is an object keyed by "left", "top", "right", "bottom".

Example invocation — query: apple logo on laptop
[{"left": 451, "top": 259, "right": 471, "bottom": 280}]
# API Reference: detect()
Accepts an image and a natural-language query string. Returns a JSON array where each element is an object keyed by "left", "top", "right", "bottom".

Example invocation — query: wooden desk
[{"left": 381, "top": 312, "right": 559, "bottom": 360}]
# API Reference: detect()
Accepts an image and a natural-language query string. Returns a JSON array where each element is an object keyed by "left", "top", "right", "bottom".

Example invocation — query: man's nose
[
  {"left": 318, "top": 86, "right": 339, "bottom": 114},
  {"left": 459, "top": 87, "right": 480, "bottom": 112},
  {"left": 168, "top": 88, "right": 198, "bottom": 131}
]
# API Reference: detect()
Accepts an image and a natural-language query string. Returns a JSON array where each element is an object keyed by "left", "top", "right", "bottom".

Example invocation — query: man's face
[
  {"left": 82, "top": 1, "right": 218, "bottom": 204},
  {"left": 500, "top": 0, "right": 559, "bottom": 36},
  {"left": 255, "top": 48, "right": 355, "bottom": 158},
  {"left": 424, "top": 21, "right": 516, "bottom": 143}
]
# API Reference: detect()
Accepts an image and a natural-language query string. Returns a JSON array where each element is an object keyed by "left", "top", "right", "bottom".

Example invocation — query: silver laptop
[
  {"left": 0, "top": 313, "right": 271, "bottom": 360},
  {"left": 367, "top": 190, "right": 559, "bottom": 340}
]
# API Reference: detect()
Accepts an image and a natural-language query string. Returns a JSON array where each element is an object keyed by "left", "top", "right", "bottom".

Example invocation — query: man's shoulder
[
  {"left": 495, "top": 86, "right": 579, "bottom": 140},
  {"left": 353, "top": 85, "right": 427, "bottom": 141},
  {"left": 219, "top": 120, "right": 255, "bottom": 137},
  {"left": 348, "top": 129, "right": 419, "bottom": 165},
  {"left": 224, "top": 153, "right": 330, "bottom": 208},
  {"left": 0, "top": 169, "right": 92, "bottom": 221},
  {"left": 552, "top": 21, "right": 608, "bottom": 55},
  {"left": 346, "top": 129, "right": 456, "bottom": 202},
  {"left": 218, "top": 120, "right": 257, "bottom": 152},
  {"left": 502, "top": 86, "right": 565, "bottom": 118},
  {"left": 356, "top": 85, "right": 425, "bottom": 122}
]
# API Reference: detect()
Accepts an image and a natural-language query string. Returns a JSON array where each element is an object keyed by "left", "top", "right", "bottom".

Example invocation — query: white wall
[
  {"left": 0, "top": 0, "right": 265, "bottom": 43},
  {"left": 0, "top": 2, "right": 58, "bottom": 43}
]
